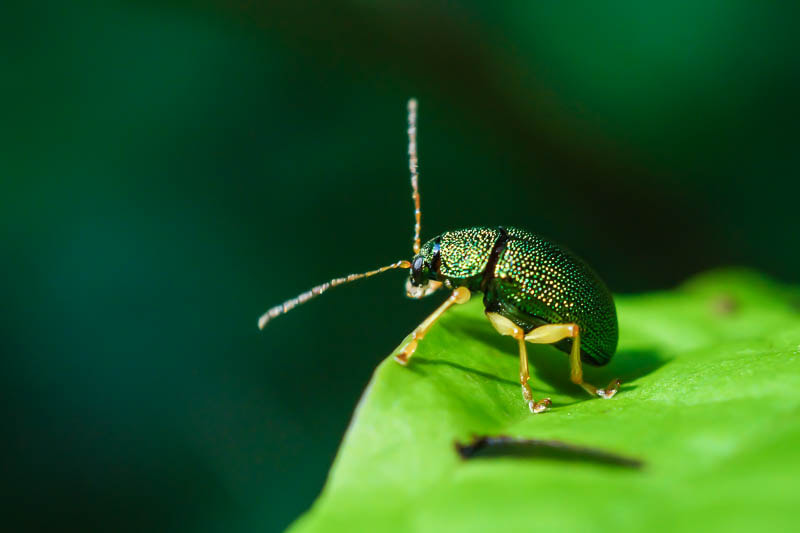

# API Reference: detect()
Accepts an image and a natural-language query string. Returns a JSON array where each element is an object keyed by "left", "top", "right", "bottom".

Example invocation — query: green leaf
[{"left": 290, "top": 270, "right": 800, "bottom": 532}]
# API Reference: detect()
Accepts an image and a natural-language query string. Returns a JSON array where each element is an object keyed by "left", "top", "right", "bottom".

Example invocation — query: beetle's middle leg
[
  {"left": 525, "top": 324, "right": 620, "bottom": 399},
  {"left": 393, "top": 287, "right": 471, "bottom": 365},
  {"left": 486, "top": 313, "right": 552, "bottom": 413}
]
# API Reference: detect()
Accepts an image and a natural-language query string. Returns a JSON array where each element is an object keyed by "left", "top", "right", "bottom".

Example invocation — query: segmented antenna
[
  {"left": 258, "top": 260, "right": 411, "bottom": 329},
  {"left": 408, "top": 98, "right": 422, "bottom": 255}
]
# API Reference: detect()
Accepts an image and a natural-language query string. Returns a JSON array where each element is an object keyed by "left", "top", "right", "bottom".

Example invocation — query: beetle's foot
[
  {"left": 521, "top": 384, "right": 549, "bottom": 413},
  {"left": 393, "top": 339, "right": 417, "bottom": 366},
  {"left": 597, "top": 379, "right": 621, "bottom": 399},
  {"left": 528, "top": 398, "right": 551, "bottom": 414}
]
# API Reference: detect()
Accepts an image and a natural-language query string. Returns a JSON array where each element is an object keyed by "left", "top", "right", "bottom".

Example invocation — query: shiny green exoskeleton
[
  {"left": 409, "top": 226, "right": 618, "bottom": 366},
  {"left": 258, "top": 99, "right": 620, "bottom": 414}
]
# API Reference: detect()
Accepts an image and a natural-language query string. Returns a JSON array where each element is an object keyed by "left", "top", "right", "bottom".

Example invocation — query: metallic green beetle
[{"left": 258, "top": 99, "right": 620, "bottom": 413}]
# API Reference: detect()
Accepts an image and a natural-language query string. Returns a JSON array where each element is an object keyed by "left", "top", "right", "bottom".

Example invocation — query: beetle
[{"left": 258, "top": 99, "right": 620, "bottom": 413}]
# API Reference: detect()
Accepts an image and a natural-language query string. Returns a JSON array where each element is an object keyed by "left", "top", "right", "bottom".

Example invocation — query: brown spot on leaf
[{"left": 712, "top": 294, "right": 739, "bottom": 316}]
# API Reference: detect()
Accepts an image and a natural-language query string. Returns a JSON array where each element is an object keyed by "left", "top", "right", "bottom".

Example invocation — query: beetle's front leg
[{"left": 393, "top": 287, "right": 471, "bottom": 365}]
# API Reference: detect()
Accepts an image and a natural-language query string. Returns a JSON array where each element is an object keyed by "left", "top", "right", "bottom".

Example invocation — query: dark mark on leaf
[
  {"left": 712, "top": 294, "right": 739, "bottom": 316},
  {"left": 456, "top": 436, "right": 644, "bottom": 469}
]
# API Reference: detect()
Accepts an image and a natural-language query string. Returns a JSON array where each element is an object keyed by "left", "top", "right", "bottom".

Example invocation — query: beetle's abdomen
[
  {"left": 487, "top": 227, "right": 618, "bottom": 365},
  {"left": 438, "top": 227, "right": 502, "bottom": 284}
]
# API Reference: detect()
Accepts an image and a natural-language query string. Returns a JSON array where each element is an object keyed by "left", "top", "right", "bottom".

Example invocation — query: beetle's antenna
[
  {"left": 408, "top": 98, "right": 422, "bottom": 255},
  {"left": 258, "top": 260, "right": 411, "bottom": 329}
]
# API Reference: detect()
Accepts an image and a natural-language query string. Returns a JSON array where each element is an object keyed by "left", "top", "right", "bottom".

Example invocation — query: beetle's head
[{"left": 406, "top": 237, "right": 443, "bottom": 299}]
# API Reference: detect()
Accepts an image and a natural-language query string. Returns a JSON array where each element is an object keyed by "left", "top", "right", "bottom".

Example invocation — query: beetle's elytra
[{"left": 259, "top": 99, "right": 620, "bottom": 413}]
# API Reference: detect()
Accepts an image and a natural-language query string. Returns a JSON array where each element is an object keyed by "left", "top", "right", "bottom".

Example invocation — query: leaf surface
[{"left": 290, "top": 270, "right": 800, "bottom": 532}]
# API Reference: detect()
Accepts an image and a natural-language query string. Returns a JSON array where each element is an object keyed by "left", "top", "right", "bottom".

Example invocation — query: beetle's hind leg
[
  {"left": 525, "top": 324, "right": 620, "bottom": 399},
  {"left": 486, "top": 313, "right": 552, "bottom": 413}
]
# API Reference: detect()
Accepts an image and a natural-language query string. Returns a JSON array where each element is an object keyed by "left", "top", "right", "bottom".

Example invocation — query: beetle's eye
[{"left": 411, "top": 256, "right": 425, "bottom": 286}]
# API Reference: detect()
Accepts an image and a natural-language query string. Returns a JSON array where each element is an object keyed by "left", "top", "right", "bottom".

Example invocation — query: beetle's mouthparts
[{"left": 406, "top": 279, "right": 442, "bottom": 299}]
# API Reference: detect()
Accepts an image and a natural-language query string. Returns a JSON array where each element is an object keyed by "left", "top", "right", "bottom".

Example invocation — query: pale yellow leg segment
[
  {"left": 393, "top": 287, "right": 471, "bottom": 365},
  {"left": 486, "top": 312, "right": 551, "bottom": 413},
  {"left": 525, "top": 323, "right": 620, "bottom": 399}
]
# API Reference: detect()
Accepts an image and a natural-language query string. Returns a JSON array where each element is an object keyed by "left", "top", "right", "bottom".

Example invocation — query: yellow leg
[
  {"left": 486, "top": 312, "right": 552, "bottom": 413},
  {"left": 393, "top": 287, "right": 471, "bottom": 365},
  {"left": 525, "top": 323, "right": 620, "bottom": 399}
]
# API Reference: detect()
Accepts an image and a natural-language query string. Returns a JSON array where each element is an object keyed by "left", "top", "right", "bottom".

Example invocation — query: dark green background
[{"left": 3, "top": 1, "right": 799, "bottom": 531}]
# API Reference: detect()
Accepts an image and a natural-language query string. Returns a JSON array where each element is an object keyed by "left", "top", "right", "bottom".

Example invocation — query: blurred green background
[{"left": 3, "top": 1, "right": 799, "bottom": 531}]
